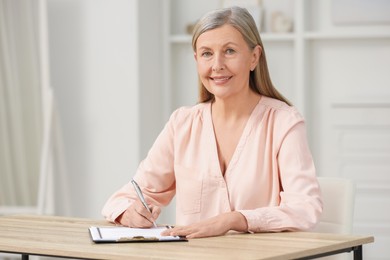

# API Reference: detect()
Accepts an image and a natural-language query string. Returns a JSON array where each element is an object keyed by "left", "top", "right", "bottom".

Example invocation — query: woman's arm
[{"left": 239, "top": 121, "right": 323, "bottom": 233}]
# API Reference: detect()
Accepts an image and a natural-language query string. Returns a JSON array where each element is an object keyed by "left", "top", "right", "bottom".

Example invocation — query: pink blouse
[{"left": 102, "top": 96, "right": 323, "bottom": 232}]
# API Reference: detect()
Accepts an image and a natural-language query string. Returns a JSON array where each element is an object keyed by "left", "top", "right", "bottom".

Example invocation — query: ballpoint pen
[{"left": 131, "top": 179, "right": 158, "bottom": 228}]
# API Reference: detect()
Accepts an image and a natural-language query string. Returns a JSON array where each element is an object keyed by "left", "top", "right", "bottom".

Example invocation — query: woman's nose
[{"left": 212, "top": 54, "right": 225, "bottom": 72}]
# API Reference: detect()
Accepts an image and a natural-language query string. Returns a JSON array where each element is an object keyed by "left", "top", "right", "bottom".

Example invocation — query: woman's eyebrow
[{"left": 197, "top": 42, "right": 239, "bottom": 50}]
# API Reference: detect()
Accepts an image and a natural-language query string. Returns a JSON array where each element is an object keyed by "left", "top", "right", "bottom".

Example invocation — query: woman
[{"left": 102, "top": 6, "right": 322, "bottom": 238}]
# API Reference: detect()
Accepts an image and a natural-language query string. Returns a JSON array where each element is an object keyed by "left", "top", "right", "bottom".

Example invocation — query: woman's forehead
[{"left": 196, "top": 25, "right": 245, "bottom": 49}]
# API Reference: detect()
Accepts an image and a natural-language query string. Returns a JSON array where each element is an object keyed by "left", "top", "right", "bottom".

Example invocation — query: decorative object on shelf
[
  {"left": 332, "top": 0, "right": 390, "bottom": 25},
  {"left": 222, "top": 0, "right": 264, "bottom": 31},
  {"left": 262, "top": 0, "right": 294, "bottom": 33},
  {"left": 270, "top": 11, "right": 293, "bottom": 33}
]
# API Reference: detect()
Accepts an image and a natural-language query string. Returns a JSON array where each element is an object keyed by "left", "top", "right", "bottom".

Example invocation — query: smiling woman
[{"left": 102, "top": 6, "right": 322, "bottom": 239}]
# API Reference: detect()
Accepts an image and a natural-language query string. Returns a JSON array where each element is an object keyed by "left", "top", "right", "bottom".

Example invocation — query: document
[{"left": 89, "top": 226, "right": 187, "bottom": 243}]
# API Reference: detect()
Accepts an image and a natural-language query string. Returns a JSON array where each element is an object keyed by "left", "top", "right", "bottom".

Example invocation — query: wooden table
[{"left": 0, "top": 215, "right": 374, "bottom": 260}]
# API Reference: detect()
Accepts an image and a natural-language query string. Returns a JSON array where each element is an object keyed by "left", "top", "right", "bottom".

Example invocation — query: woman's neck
[{"left": 212, "top": 92, "right": 261, "bottom": 122}]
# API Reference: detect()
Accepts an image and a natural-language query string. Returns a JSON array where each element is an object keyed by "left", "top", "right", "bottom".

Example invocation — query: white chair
[
  {"left": 313, "top": 177, "right": 356, "bottom": 234},
  {"left": 312, "top": 177, "right": 356, "bottom": 259}
]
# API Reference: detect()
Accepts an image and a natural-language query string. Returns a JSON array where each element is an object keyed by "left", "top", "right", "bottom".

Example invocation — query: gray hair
[{"left": 192, "top": 6, "right": 260, "bottom": 52}]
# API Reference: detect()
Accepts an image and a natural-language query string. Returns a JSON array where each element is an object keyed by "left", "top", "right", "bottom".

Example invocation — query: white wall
[
  {"left": 48, "top": 0, "right": 140, "bottom": 218},
  {"left": 138, "top": 0, "right": 166, "bottom": 157},
  {"left": 138, "top": 0, "right": 175, "bottom": 224}
]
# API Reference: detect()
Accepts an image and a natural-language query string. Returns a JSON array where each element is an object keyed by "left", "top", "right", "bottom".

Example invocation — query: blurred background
[{"left": 0, "top": 0, "right": 389, "bottom": 259}]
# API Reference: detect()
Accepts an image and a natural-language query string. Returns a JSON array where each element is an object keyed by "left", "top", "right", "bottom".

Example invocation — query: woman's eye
[
  {"left": 201, "top": 51, "right": 212, "bottom": 58},
  {"left": 226, "top": 48, "right": 235, "bottom": 55}
]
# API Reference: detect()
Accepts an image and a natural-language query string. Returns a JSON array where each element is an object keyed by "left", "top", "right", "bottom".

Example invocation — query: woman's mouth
[{"left": 211, "top": 76, "right": 232, "bottom": 84}]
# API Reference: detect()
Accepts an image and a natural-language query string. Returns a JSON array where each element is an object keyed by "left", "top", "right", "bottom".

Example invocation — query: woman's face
[{"left": 194, "top": 24, "right": 260, "bottom": 101}]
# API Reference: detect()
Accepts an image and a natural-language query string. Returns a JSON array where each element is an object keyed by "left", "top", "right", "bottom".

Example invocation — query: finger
[
  {"left": 132, "top": 212, "right": 155, "bottom": 228},
  {"left": 173, "top": 225, "right": 212, "bottom": 239},
  {"left": 165, "top": 226, "right": 193, "bottom": 237},
  {"left": 136, "top": 202, "right": 159, "bottom": 223},
  {"left": 136, "top": 206, "right": 161, "bottom": 228},
  {"left": 134, "top": 207, "right": 154, "bottom": 224},
  {"left": 150, "top": 205, "right": 161, "bottom": 220},
  {"left": 134, "top": 202, "right": 153, "bottom": 219},
  {"left": 185, "top": 229, "right": 205, "bottom": 239},
  {"left": 124, "top": 203, "right": 154, "bottom": 228},
  {"left": 160, "top": 229, "right": 170, "bottom": 236},
  {"left": 161, "top": 226, "right": 182, "bottom": 236}
]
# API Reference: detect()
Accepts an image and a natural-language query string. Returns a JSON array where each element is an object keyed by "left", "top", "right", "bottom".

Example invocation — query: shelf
[
  {"left": 170, "top": 34, "right": 191, "bottom": 44},
  {"left": 304, "top": 31, "right": 390, "bottom": 40},
  {"left": 331, "top": 100, "right": 390, "bottom": 108},
  {"left": 261, "top": 33, "right": 295, "bottom": 41},
  {"left": 170, "top": 31, "right": 390, "bottom": 44}
]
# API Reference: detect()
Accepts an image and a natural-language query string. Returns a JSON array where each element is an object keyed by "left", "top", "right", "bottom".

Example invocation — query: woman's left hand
[{"left": 161, "top": 211, "right": 248, "bottom": 238}]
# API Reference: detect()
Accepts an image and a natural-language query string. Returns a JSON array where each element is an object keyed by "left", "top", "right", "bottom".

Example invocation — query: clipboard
[{"left": 89, "top": 226, "right": 187, "bottom": 243}]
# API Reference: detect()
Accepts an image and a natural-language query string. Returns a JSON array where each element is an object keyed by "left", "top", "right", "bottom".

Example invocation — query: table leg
[
  {"left": 354, "top": 245, "right": 362, "bottom": 260},
  {"left": 21, "top": 254, "right": 29, "bottom": 260}
]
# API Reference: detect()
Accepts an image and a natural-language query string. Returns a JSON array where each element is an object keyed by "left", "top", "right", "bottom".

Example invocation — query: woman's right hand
[{"left": 117, "top": 200, "right": 161, "bottom": 228}]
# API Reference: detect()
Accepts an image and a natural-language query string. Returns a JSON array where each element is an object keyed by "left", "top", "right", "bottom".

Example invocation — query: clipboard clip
[{"left": 117, "top": 236, "right": 159, "bottom": 242}]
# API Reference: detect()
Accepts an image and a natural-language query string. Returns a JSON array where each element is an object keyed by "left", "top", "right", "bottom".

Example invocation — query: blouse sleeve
[
  {"left": 239, "top": 117, "right": 323, "bottom": 232},
  {"left": 101, "top": 110, "right": 179, "bottom": 223}
]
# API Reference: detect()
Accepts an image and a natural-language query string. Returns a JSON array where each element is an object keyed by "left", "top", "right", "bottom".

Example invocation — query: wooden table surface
[{"left": 0, "top": 215, "right": 374, "bottom": 260}]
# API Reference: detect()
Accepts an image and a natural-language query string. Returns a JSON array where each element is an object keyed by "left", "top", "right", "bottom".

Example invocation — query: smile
[{"left": 210, "top": 76, "right": 232, "bottom": 84}]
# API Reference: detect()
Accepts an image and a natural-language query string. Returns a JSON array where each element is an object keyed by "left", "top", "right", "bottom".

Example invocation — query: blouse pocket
[{"left": 174, "top": 164, "right": 202, "bottom": 215}]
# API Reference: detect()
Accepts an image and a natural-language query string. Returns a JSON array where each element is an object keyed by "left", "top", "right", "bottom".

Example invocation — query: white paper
[{"left": 89, "top": 226, "right": 181, "bottom": 242}]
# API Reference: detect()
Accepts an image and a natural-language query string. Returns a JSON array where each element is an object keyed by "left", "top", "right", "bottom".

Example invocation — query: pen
[{"left": 131, "top": 179, "right": 158, "bottom": 228}]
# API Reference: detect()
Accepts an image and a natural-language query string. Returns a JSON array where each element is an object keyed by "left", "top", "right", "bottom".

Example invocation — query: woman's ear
[
  {"left": 251, "top": 45, "right": 262, "bottom": 71},
  {"left": 194, "top": 52, "right": 198, "bottom": 61}
]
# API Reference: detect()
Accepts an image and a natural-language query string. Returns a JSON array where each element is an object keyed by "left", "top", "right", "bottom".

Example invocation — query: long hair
[{"left": 191, "top": 6, "right": 291, "bottom": 105}]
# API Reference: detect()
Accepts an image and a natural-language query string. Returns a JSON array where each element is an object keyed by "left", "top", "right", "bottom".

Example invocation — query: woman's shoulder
[
  {"left": 169, "top": 102, "right": 209, "bottom": 124},
  {"left": 259, "top": 96, "right": 304, "bottom": 123}
]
